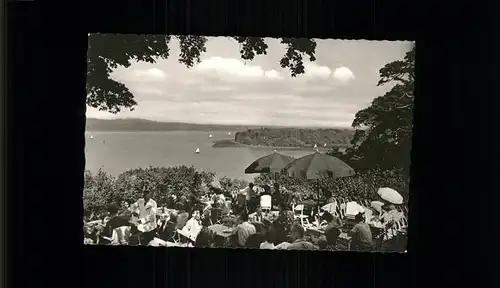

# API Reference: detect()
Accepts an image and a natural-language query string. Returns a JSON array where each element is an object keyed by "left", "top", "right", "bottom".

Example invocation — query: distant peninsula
[{"left": 213, "top": 127, "right": 354, "bottom": 149}]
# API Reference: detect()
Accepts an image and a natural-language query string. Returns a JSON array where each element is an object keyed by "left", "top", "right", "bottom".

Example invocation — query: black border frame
[{"left": 7, "top": 0, "right": 497, "bottom": 287}]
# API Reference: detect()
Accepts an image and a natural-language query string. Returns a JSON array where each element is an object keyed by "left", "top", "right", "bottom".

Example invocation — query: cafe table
[{"left": 208, "top": 224, "right": 234, "bottom": 247}]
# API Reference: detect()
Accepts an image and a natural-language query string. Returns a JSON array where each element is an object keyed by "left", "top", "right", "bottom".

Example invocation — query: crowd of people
[{"left": 83, "top": 182, "right": 408, "bottom": 252}]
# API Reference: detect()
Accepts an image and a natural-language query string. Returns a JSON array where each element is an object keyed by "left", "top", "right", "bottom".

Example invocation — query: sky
[{"left": 87, "top": 36, "right": 413, "bottom": 128}]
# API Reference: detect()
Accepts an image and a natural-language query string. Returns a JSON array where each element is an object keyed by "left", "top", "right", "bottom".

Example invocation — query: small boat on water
[
  {"left": 314, "top": 144, "right": 317, "bottom": 148},
  {"left": 90, "top": 135, "right": 94, "bottom": 140},
  {"left": 195, "top": 147, "right": 200, "bottom": 154},
  {"left": 228, "top": 132, "right": 231, "bottom": 136},
  {"left": 208, "top": 134, "right": 213, "bottom": 139}
]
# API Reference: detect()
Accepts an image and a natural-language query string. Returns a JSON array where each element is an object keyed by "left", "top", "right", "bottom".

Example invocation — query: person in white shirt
[
  {"left": 243, "top": 183, "right": 255, "bottom": 201},
  {"left": 129, "top": 190, "right": 157, "bottom": 246}
]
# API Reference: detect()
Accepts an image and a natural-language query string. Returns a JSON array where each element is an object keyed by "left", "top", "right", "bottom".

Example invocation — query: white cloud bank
[
  {"left": 195, "top": 57, "right": 283, "bottom": 80},
  {"left": 333, "top": 66, "right": 355, "bottom": 83},
  {"left": 87, "top": 38, "right": 412, "bottom": 127},
  {"left": 133, "top": 68, "right": 167, "bottom": 80}
]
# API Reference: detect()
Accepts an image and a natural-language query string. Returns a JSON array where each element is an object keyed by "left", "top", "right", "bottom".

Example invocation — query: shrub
[
  {"left": 218, "top": 176, "right": 248, "bottom": 194},
  {"left": 83, "top": 169, "right": 116, "bottom": 214},
  {"left": 83, "top": 165, "right": 215, "bottom": 214},
  {"left": 83, "top": 165, "right": 409, "bottom": 215},
  {"left": 113, "top": 166, "right": 216, "bottom": 206}
]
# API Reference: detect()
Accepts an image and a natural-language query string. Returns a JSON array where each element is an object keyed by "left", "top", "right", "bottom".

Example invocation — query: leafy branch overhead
[{"left": 86, "top": 35, "right": 317, "bottom": 113}]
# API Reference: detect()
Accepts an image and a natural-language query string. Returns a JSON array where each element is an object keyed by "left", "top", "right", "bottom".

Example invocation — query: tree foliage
[
  {"left": 253, "top": 169, "right": 409, "bottom": 204},
  {"left": 83, "top": 165, "right": 215, "bottom": 214},
  {"left": 217, "top": 176, "right": 248, "bottom": 194},
  {"left": 234, "top": 127, "right": 353, "bottom": 148},
  {"left": 331, "top": 45, "right": 415, "bottom": 173},
  {"left": 87, "top": 35, "right": 317, "bottom": 113},
  {"left": 83, "top": 169, "right": 116, "bottom": 214}
]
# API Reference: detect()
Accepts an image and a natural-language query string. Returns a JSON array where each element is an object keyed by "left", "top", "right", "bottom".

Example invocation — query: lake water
[{"left": 85, "top": 131, "right": 326, "bottom": 182}]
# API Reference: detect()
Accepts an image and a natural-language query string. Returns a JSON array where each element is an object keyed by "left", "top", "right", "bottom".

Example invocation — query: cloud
[
  {"left": 304, "top": 62, "right": 333, "bottom": 78},
  {"left": 194, "top": 57, "right": 283, "bottom": 80},
  {"left": 333, "top": 66, "right": 355, "bottom": 83},
  {"left": 88, "top": 37, "right": 413, "bottom": 127},
  {"left": 264, "top": 69, "right": 283, "bottom": 79},
  {"left": 130, "top": 68, "right": 166, "bottom": 81}
]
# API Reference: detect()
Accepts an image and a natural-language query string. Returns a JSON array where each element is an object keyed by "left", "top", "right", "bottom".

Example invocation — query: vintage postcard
[{"left": 84, "top": 34, "right": 413, "bottom": 252}]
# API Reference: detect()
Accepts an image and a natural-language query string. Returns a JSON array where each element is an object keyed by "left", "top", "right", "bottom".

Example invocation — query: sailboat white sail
[
  {"left": 228, "top": 132, "right": 231, "bottom": 136},
  {"left": 314, "top": 144, "right": 317, "bottom": 148},
  {"left": 90, "top": 135, "right": 94, "bottom": 140},
  {"left": 208, "top": 134, "right": 213, "bottom": 138},
  {"left": 195, "top": 147, "right": 200, "bottom": 154}
]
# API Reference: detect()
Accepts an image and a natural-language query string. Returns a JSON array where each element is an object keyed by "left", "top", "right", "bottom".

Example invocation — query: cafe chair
[
  {"left": 260, "top": 195, "right": 272, "bottom": 213},
  {"left": 292, "top": 204, "right": 311, "bottom": 228},
  {"left": 167, "top": 230, "right": 182, "bottom": 244},
  {"left": 399, "top": 215, "right": 408, "bottom": 227},
  {"left": 102, "top": 226, "right": 131, "bottom": 245}
]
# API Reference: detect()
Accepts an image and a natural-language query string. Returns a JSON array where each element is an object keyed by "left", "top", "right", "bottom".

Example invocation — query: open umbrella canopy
[
  {"left": 244, "top": 152, "right": 295, "bottom": 174},
  {"left": 283, "top": 151, "right": 355, "bottom": 180},
  {"left": 377, "top": 187, "right": 403, "bottom": 205}
]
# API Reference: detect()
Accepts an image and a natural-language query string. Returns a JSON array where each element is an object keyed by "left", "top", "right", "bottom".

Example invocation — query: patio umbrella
[
  {"left": 283, "top": 151, "right": 355, "bottom": 180},
  {"left": 377, "top": 187, "right": 403, "bottom": 205},
  {"left": 345, "top": 201, "right": 365, "bottom": 217},
  {"left": 283, "top": 151, "right": 355, "bottom": 213},
  {"left": 244, "top": 151, "right": 295, "bottom": 175}
]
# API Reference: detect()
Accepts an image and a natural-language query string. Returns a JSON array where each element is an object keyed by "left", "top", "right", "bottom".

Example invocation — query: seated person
[
  {"left": 287, "top": 224, "right": 319, "bottom": 251},
  {"left": 380, "top": 204, "right": 402, "bottom": 228},
  {"left": 84, "top": 224, "right": 97, "bottom": 244},
  {"left": 174, "top": 202, "right": 190, "bottom": 231},
  {"left": 260, "top": 229, "right": 276, "bottom": 250},
  {"left": 179, "top": 207, "right": 203, "bottom": 242},
  {"left": 245, "top": 222, "right": 265, "bottom": 249},
  {"left": 210, "top": 206, "right": 223, "bottom": 224},
  {"left": 158, "top": 212, "right": 178, "bottom": 241},
  {"left": 348, "top": 213, "right": 374, "bottom": 252},
  {"left": 99, "top": 204, "right": 132, "bottom": 244},
  {"left": 231, "top": 212, "right": 256, "bottom": 248},
  {"left": 194, "top": 226, "right": 214, "bottom": 248},
  {"left": 322, "top": 212, "right": 342, "bottom": 249},
  {"left": 249, "top": 205, "right": 265, "bottom": 222},
  {"left": 201, "top": 209, "right": 212, "bottom": 226},
  {"left": 232, "top": 202, "right": 247, "bottom": 216}
]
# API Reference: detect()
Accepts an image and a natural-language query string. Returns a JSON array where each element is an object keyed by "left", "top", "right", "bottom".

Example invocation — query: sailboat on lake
[
  {"left": 208, "top": 134, "right": 213, "bottom": 139},
  {"left": 195, "top": 147, "right": 200, "bottom": 154},
  {"left": 228, "top": 132, "right": 231, "bottom": 136},
  {"left": 314, "top": 144, "right": 317, "bottom": 148}
]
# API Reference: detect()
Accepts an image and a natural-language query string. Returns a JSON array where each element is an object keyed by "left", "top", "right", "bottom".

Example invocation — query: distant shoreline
[{"left": 86, "top": 118, "right": 354, "bottom": 132}]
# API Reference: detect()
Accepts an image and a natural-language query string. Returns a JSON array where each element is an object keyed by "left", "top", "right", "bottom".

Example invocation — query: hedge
[{"left": 84, "top": 165, "right": 409, "bottom": 214}]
